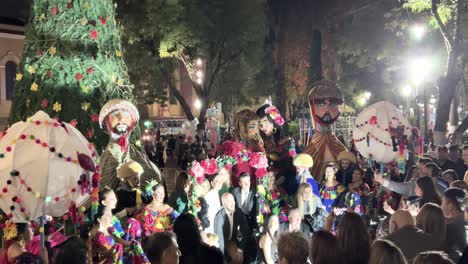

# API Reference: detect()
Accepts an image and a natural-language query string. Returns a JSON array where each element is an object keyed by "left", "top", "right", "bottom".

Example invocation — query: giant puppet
[
  {"left": 304, "top": 80, "right": 347, "bottom": 181},
  {"left": 98, "top": 99, "right": 161, "bottom": 191}
]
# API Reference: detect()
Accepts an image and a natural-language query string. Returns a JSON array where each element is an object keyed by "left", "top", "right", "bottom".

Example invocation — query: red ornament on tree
[
  {"left": 99, "top": 17, "right": 106, "bottom": 25},
  {"left": 41, "top": 99, "right": 48, "bottom": 108},
  {"left": 90, "top": 30, "right": 98, "bottom": 40},
  {"left": 51, "top": 7, "right": 59, "bottom": 15},
  {"left": 75, "top": 73, "right": 83, "bottom": 81},
  {"left": 85, "top": 130, "right": 94, "bottom": 139},
  {"left": 91, "top": 114, "right": 99, "bottom": 123},
  {"left": 46, "top": 70, "right": 53, "bottom": 78},
  {"left": 86, "top": 67, "right": 94, "bottom": 74},
  {"left": 67, "top": 2, "right": 73, "bottom": 9}
]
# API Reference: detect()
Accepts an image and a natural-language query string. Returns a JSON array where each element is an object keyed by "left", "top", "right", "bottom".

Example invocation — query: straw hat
[
  {"left": 337, "top": 151, "right": 356, "bottom": 164},
  {"left": 117, "top": 160, "right": 144, "bottom": 179},
  {"left": 293, "top": 154, "right": 314, "bottom": 168}
]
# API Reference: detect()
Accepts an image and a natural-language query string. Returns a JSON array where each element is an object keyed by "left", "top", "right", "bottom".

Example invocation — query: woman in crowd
[
  {"left": 345, "top": 167, "right": 371, "bottom": 215},
  {"left": 294, "top": 183, "right": 327, "bottom": 231},
  {"left": 0, "top": 221, "right": 44, "bottom": 264},
  {"left": 91, "top": 205, "right": 125, "bottom": 263},
  {"left": 413, "top": 251, "right": 455, "bottom": 264},
  {"left": 205, "top": 173, "right": 224, "bottom": 233},
  {"left": 368, "top": 239, "right": 407, "bottom": 264},
  {"left": 336, "top": 212, "right": 370, "bottom": 264},
  {"left": 320, "top": 162, "right": 345, "bottom": 213},
  {"left": 415, "top": 203, "right": 446, "bottom": 250},
  {"left": 197, "top": 179, "right": 210, "bottom": 230},
  {"left": 136, "top": 182, "right": 177, "bottom": 237},
  {"left": 168, "top": 172, "right": 191, "bottom": 215},
  {"left": 258, "top": 214, "right": 279, "bottom": 264},
  {"left": 173, "top": 214, "right": 224, "bottom": 264},
  {"left": 404, "top": 165, "right": 420, "bottom": 182},
  {"left": 217, "top": 167, "right": 232, "bottom": 198},
  {"left": 310, "top": 230, "right": 343, "bottom": 264},
  {"left": 415, "top": 176, "right": 441, "bottom": 206},
  {"left": 441, "top": 169, "right": 459, "bottom": 185}
]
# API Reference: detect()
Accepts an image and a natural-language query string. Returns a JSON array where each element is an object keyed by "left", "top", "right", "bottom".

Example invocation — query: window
[{"left": 5, "top": 61, "right": 17, "bottom": 100}]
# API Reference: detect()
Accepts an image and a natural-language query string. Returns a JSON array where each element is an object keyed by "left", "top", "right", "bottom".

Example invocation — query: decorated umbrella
[
  {"left": 0, "top": 111, "right": 97, "bottom": 223},
  {"left": 352, "top": 101, "right": 413, "bottom": 165}
]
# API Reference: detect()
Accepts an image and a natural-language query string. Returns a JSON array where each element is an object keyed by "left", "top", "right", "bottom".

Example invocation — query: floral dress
[
  {"left": 345, "top": 183, "right": 370, "bottom": 216},
  {"left": 136, "top": 206, "right": 178, "bottom": 237},
  {"left": 320, "top": 184, "right": 345, "bottom": 213},
  {"left": 93, "top": 231, "right": 124, "bottom": 264}
]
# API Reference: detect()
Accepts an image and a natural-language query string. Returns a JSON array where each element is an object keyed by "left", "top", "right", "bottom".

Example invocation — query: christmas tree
[{"left": 9, "top": 0, "right": 135, "bottom": 152}]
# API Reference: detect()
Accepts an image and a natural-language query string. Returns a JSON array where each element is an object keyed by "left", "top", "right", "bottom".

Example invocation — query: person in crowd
[
  {"left": 449, "top": 145, "right": 466, "bottom": 179},
  {"left": 437, "top": 146, "right": 458, "bottom": 172},
  {"left": 91, "top": 206, "right": 124, "bottom": 263},
  {"left": 292, "top": 153, "right": 319, "bottom": 196},
  {"left": 168, "top": 172, "right": 190, "bottom": 215},
  {"left": 213, "top": 193, "right": 251, "bottom": 255},
  {"left": 54, "top": 237, "right": 88, "bottom": 264},
  {"left": 205, "top": 174, "right": 223, "bottom": 233},
  {"left": 423, "top": 162, "right": 449, "bottom": 192},
  {"left": 278, "top": 208, "right": 312, "bottom": 239},
  {"left": 217, "top": 167, "right": 232, "bottom": 198},
  {"left": 336, "top": 212, "right": 370, "bottom": 264},
  {"left": 415, "top": 176, "right": 442, "bottom": 206},
  {"left": 113, "top": 160, "right": 153, "bottom": 217},
  {"left": 197, "top": 179, "right": 210, "bottom": 230},
  {"left": 412, "top": 251, "right": 455, "bottom": 264},
  {"left": 450, "top": 180, "right": 468, "bottom": 191},
  {"left": 309, "top": 230, "right": 343, "bottom": 264},
  {"left": 368, "top": 239, "right": 407, "bottom": 264},
  {"left": 441, "top": 188, "right": 467, "bottom": 262},
  {"left": 442, "top": 169, "right": 459, "bottom": 185},
  {"left": 385, "top": 209, "right": 437, "bottom": 261},
  {"left": 345, "top": 167, "right": 371, "bottom": 215},
  {"left": 136, "top": 182, "right": 177, "bottom": 237},
  {"left": 173, "top": 214, "right": 224, "bottom": 264},
  {"left": 143, "top": 232, "right": 181, "bottom": 264},
  {"left": 295, "top": 139, "right": 305, "bottom": 154},
  {"left": 277, "top": 232, "right": 308, "bottom": 264},
  {"left": 0, "top": 222, "right": 44, "bottom": 264},
  {"left": 293, "top": 183, "right": 326, "bottom": 231},
  {"left": 404, "top": 165, "right": 421, "bottom": 182},
  {"left": 320, "top": 162, "right": 345, "bottom": 213},
  {"left": 336, "top": 151, "right": 356, "bottom": 186},
  {"left": 258, "top": 214, "right": 279, "bottom": 264},
  {"left": 415, "top": 203, "right": 446, "bottom": 249},
  {"left": 231, "top": 172, "right": 256, "bottom": 229}
]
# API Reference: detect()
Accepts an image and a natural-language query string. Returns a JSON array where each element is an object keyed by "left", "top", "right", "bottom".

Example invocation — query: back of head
[
  {"left": 144, "top": 231, "right": 177, "bottom": 263},
  {"left": 368, "top": 239, "right": 406, "bottom": 264},
  {"left": 311, "top": 230, "right": 343, "bottom": 264},
  {"left": 14, "top": 252, "right": 43, "bottom": 264},
  {"left": 416, "top": 176, "right": 441, "bottom": 205},
  {"left": 173, "top": 213, "right": 201, "bottom": 255},
  {"left": 175, "top": 172, "right": 189, "bottom": 192},
  {"left": 443, "top": 187, "right": 466, "bottom": 213},
  {"left": 55, "top": 237, "right": 88, "bottom": 264},
  {"left": 415, "top": 203, "right": 446, "bottom": 243},
  {"left": 336, "top": 212, "right": 370, "bottom": 264},
  {"left": 424, "top": 162, "right": 441, "bottom": 177},
  {"left": 389, "top": 210, "right": 414, "bottom": 234},
  {"left": 413, "top": 251, "right": 455, "bottom": 264},
  {"left": 277, "top": 232, "right": 309, "bottom": 264}
]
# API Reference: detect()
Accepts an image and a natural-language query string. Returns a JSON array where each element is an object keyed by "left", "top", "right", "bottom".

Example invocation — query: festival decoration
[
  {"left": 0, "top": 111, "right": 97, "bottom": 222},
  {"left": 352, "top": 101, "right": 413, "bottom": 164}
]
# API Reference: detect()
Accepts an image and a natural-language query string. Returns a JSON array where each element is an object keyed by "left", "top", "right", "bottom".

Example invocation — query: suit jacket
[
  {"left": 386, "top": 226, "right": 440, "bottom": 261},
  {"left": 214, "top": 208, "right": 251, "bottom": 253},
  {"left": 279, "top": 222, "right": 312, "bottom": 240},
  {"left": 231, "top": 187, "right": 255, "bottom": 216}
]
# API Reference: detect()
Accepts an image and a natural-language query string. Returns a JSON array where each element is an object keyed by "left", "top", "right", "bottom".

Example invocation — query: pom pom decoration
[
  {"left": 78, "top": 153, "right": 96, "bottom": 172},
  {"left": 189, "top": 161, "right": 205, "bottom": 184},
  {"left": 201, "top": 158, "right": 218, "bottom": 175}
]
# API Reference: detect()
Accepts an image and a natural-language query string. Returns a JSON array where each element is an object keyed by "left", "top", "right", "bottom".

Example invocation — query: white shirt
[
  {"left": 205, "top": 190, "right": 221, "bottom": 234},
  {"left": 227, "top": 210, "right": 234, "bottom": 239},
  {"left": 241, "top": 190, "right": 249, "bottom": 213}
]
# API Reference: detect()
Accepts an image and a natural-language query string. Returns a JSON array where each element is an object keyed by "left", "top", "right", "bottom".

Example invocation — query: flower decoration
[
  {"left": 144, "top": 179, "right": 159, "bottom": 196},
  {"left": 86, "top": 67, "right": 94, "bottom": 74},
  {"left": 3, "top": 220, "right": 18, "bottom": 240},
  {"left": 81, "top": 85, "right": 89, "bottom": 93},
  {"left": 248, "top": 152, "right": 268, "bottom": 169},
  {"left": 81, "top": 102, "right": 90, "bottom": 111},
  {"left": 91, "top": 114, "right": 99, "bottom": 123},
  {"left": 50, "top": 7, "right": 58, "bottom": 15},
  {"left": 41, "top": 99, "right": 48, "bottom": 108},
  {"left": 48, "top": 46, "right": 57, "bottom": 55},
  {"left": 75, "top": 73, "right": 83, "bottom": 81},
  {"left": 82, "top": 1, "right": 90, "bottom": 10},
  {"left": 30, "top": 82, "right": 39, "bottom": 92},
  {"left": 37, "top": 13, "right": 46, "bottom": 22},
  {"left": 90, "top": 30, "right": 98, "bottom": 40},
  {"left": 115, "top": 50, "right": 122, "bottom": 57},
  {"left": 80, "top": 17, "right": 87, "bottom": 26},
  {"left": 189, "top": 161, "right": 205, "bottom": 184},
  {"left": 265, "top": 105, "right": 285, "bottom": 126},
  {"left": 28, "top": 66, "right": 36, "bottom": 74},
  {"left": 117, "top": 79, "right": 124, "bottom": 86},
  {"left": 16, "top": 73, "right": 23, "bottom": 81},
  {"left": 201, "top": 158, "right": 218, "bottom": 175},
  {"left": 52, "top": 102, "right": 62, "bottom": 112},
  {"left": 99, "top": 17, "right": 106, "bottom": 25}
]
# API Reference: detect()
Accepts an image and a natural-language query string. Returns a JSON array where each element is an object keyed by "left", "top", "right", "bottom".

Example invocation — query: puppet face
[
  {"left": 247, "top": 120, "right": 259, "bottom": 139},
  {"left": 259, "top": 116, "right": 274, "bottom": 136},
  {"left": 313, "top": 99, "right": 340, "bottom": 125},
  {"left": 108, "top": 109, "right": 133, "bottom": 135}
]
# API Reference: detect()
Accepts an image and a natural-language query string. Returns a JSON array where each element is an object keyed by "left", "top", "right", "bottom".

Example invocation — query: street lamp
[
  {"left": 194, "top": 99, "right": 202, "bottom": 110},
  {"left": 410, "top": 24, "right": 426, "bottom": 40},
  {"left": 409, "top": 58, "right": 432, "bottom": 86}
]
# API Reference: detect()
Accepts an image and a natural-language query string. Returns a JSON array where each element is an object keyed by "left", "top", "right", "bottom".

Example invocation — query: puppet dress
[
  {"left": 320, "top": 184, "right": 345, "bottom": 213},
  {"left": 135, "top": 207, "right": 178, "bottom": 236}
]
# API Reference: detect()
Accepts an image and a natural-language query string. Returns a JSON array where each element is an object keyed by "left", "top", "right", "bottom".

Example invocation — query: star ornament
[
  {"left": 48, "top": 46, "right": 57, "bottom": 55},
  {"left": 53, "top": 102, "right": 62, "bottom": 112},
  {"left": 30, "top": 82, "right": 39, "bottom": 92},
  {"left": 115, "top": 50, "right": 122, "bottom": 57},
  {"left": 15, "top": 73, "right": 23, "bottom": 81},
  {"left": 28, "top": 66, "right": 36, "bottom": 74},
  {"left": 81, "top": 102, "right": 90, "bottom": 111}
]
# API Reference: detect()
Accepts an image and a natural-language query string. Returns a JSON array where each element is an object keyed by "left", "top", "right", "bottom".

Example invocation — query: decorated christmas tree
[{"left": 9, "top": 0, "right": 135, "bottom": 152}]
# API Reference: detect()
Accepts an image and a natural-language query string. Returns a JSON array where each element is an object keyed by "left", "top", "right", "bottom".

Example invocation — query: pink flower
[
  {"left": 189, "top": 161, "right": 205, "bottom": 180},
  {"left": 75, "top": 73, "right": 83, "bottom": 81},
  {"left": 255, "top": 168, "right": 268, "bottom": 178},
  {"left": 249, "top": 152, "right": 268, "bottom": 169},
  {"left": 201, "top": 159, "right": 218, "bottom": 175},
  {"left": 90, "top": 30, "right": 98, "bottom": 40},
  {"left": 41, "top": 99, "right": 48, "bottom": 108},
  {"left": 274, "top": 116, "right": 285, "bottom": 126},
  {"left": 288, "top": 149, "right": 296, "bottom": 157},
  {"left": 51, "top": 7, "right": 58, "bottom": 15},
  {"left": 91, "top": 114, "right": 99, "bottom": 123}
]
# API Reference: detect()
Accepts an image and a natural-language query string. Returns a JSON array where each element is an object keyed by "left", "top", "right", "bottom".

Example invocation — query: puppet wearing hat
[
  {"left": 304, "top": 80, "right": 347, "bottom": 182},
  {"left": 288, "top": 154, "right": 319, "bottom": 196},
  {"left": 99, "top": 99, "right": 161, "bottom": 191}
]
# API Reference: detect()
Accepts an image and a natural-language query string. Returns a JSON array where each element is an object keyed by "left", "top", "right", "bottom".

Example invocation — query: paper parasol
[
  {"left": 352, "top": 101, "right": 413, "bottom": 163},
  {"left": 0, "top": 111, "right": 97, "bottom": 222}
]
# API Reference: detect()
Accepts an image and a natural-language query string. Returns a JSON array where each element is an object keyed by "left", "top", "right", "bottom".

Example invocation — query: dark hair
[
  {"left": 448, "top": 145, "right": 461, "bottom": 152},
  {"left": 353, "top": 167, "right": 364, "bottom": 176},
  {"left": 13, "top": 252, "right": 44, "bottom": 264},
  {"left": 16, "top": 223, "right": 29, "bottom": 239},
  {"left": 277, "top": 232, "right": 309, "bottom": 264},
  {"left": 416, "top": 176, "right": 441, "bottom": 205},
  {"left": 239, "top": 172, "right": 250, "bottom": 179},
  {"left": 98, "top": 187, "right": 113, "bottom": 205},
  {"left": 443, "top": 187, "right": 466, "bottom": 212},
  {"left": 413, "top": 251, "right": 454, "bottom": 264},
  {"left": 173, "top": 213, "right": 202, "bottom": 259},
  {"left": 415, "top": 203, "right": 446, "bottom": 245},
  {"left": 310, "top": 230, "right": 343, "bottom": 264},
  {"left": 55, "top": 237, "right": 89, "bottom": 264},
  {"left": 368, "top": 239, "right": 406, "bottom": 264},
  {"left": 424, "top": 162, "right": 441, "bottom": 177},
  {"left": 325, "top": 162, "right": 338, "bottom": 172},
  {"left": 175, "top": 172, "right": 190, "bottom": 192},
  {"left": 442, "top": 169, "right": 458, "bottom": 183},
  {"left": 418, "top": 158, "right": 434, "bottom": 166},
  {"left": 256, "top": 104, "right": 282, "bottom": 143},
  {"left": 405, "top": 165, "right": 420, "bottom": 182},
  {"left": 437, "top": 145, "right": 448, "bottom": 152},
  {"left": 336, "top": 212, "right": 370, "bottom": 264},
  {"left": 144, "top": 231, "right": 177, "bottom": 263}
]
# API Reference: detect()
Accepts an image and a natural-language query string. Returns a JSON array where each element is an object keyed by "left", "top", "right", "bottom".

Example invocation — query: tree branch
[{"left": 431, "top": 0, "right": 453, "bottom": 52}]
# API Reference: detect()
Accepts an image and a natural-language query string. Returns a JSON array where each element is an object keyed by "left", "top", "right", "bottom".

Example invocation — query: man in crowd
[
  {"left": 441, "top": 188, "right": 467, "bottom": 262},
  {"left": 386, "top": 210, "right": 437, "bottom": 261},
  {"left": 214, "top": 193, "right": 251, "bottom": 256},
  {"left": 448, "top": 145, "right": 465, "bottom": 179},
  {"left": 232, "top": 172, "right": 256, "bottom": 229},
  {"left": 144, "top": 231, "right": 181, "bottom": 264},
  {"left": 277, "top": 232, "right": 309, "bottom": 264},
  {"left": 437, "top": 145, "right": 457, "bottom": 172},
  {"left": 279, "top": 208, "right": 312, "bottom": 239},
  {"left": 336, "top": 151, "right": 356, "bottom": 187}
]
